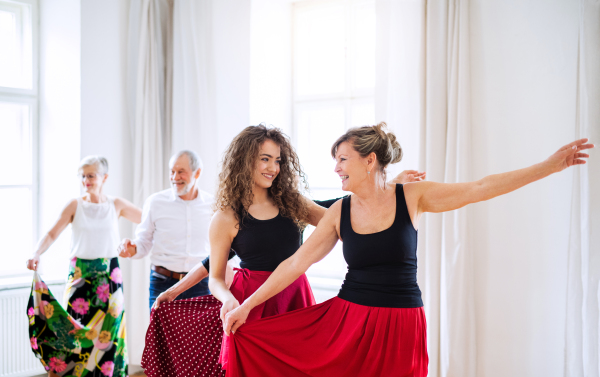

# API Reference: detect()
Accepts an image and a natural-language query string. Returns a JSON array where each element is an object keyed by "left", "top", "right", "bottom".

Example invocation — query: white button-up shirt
[{"left": 131, "top": 188, "right": 214, "bottom": 272}]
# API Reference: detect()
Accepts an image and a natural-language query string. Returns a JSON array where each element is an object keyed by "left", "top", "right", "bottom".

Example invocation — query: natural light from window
[{"left": 293, "top": 0, "right": 376, "bottom": 281}]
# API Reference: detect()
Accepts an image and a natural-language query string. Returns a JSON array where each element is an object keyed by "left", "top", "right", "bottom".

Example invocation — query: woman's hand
[
  {"left": 26, "top": 256, "right": 40, "bottom": 271},
  {"left": 545, "top": 138, "right": 594, "bottom": 173},
  {"left": 220, "top": 298, "right": 241, "bottom": 323},
  {"left": 392, "top": 170, "right": 426, "bottom": 184},
  {"left": 223, "top": 303, "right": 251, "bottom": 335},
  {"left": 152, "top": 289, "right": 177, "bottom": 310}
]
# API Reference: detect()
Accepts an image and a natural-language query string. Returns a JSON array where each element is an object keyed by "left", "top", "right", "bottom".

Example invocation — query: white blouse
[{"left": 69, "top": 196, "right": 120, "bottom": 259}]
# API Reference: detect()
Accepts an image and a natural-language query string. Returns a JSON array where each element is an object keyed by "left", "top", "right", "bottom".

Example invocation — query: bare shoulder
[
  {"left": 211, "top": 208, "right": 238, "bottom": 229},
  {"left": 324, "top": 199, "right": 343, "bottom": 223},
  {"left": 402, "top": 181, "right": 431, "bottom": 199},
  {"left": 210, "top": 207, "right": 239, "bottom": 243},
  {"left": 60, "top": 198, "right": 78, "bottom": 220}
]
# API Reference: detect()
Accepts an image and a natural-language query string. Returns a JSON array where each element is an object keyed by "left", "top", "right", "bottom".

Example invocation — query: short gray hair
[
  {"left": 78, "top": 155, "right": 109, "bottom": 175},
  {"left": 170, "top": 150, "right": 203, "bottom": 172}
]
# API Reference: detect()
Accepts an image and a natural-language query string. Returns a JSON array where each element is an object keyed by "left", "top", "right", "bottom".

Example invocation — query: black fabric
[
  {"left": 337, "top": 184, "right": 423, "bottom": 308},
  {"left": 314, "top": 197, "right": 346, "bottom": 209},
  {"left": 231, "top": 212, "right": 302, "bottom": 272},
  {"left": 202, "top": 198, "right": 345, "bottom": 272},
  {"left": 202, "top": 249, "right": 236, "bottom": 272}
]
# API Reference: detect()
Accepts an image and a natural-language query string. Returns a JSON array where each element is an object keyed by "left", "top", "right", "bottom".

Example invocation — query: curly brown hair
[{"left": 215, "top": 124, "right": 310, "bottom": 228}]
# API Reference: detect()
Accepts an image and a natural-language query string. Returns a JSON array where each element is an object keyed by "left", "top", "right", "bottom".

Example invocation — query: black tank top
[
  {"left": 337, "top": 184, "right": 423, "bottom": 308},
  {"left": 231, "top": 212, "right": 302, "bottom": 272}
]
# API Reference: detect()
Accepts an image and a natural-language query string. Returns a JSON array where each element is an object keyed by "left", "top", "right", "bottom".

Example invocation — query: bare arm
[
  {"left": 222, "top": 201, "right": 342, "bottom": 335},
  {"left": 208, "top": 209, "right": 240, "bottom": 319},
  {"left": 152, "top": 261, "right": 210, "bottom": 309},
  {"left": 303, "top": 196, "right": 327, "bottom": 226},
  {"left": 405, "top": 139, "right": 594, "bottom": 223},
  {"left": 27, "top": 199, "right": 77, "bottom": 271},
  {"left": 114, "top": 197, "right": 142, "bottom": 224},
  {"left": 118, "top": 198, "right": 154, "bottom": 258}
]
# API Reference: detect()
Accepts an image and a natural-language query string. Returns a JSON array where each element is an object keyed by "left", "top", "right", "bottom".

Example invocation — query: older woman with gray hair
[{"left": 26, "top": 155, "right": 141, "bottom": 377}]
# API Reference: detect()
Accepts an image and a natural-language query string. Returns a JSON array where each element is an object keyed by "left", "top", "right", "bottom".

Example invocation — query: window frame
[
  {"left": 0, "top": 0, "right": 40, "bottom": 278},
  {"left": 291, "top": 0, "right": 376, "bottom": 282}
]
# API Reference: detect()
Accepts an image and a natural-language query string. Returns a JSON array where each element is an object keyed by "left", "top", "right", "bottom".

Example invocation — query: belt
[{"left": 151, "top": 265, "right": 187, "bottom": 280}]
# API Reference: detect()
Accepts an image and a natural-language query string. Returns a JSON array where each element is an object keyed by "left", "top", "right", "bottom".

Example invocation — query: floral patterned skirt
[{"left": 27, "top": 257, "right": 128, "bottom": 377}]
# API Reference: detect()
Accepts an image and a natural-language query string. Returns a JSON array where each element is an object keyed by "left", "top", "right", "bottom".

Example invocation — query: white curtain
[
  {"left": 376, "top": 1, "right": 476, "bottom": 376},
  {"left": 124, "top": 0, "right": 173, "bottom": 365},
  {"left": 564, "top": 0, "right": 600, "bottom": 376},
  {"left": 172, "top": 0, "right": 250, "bottom": 193}
]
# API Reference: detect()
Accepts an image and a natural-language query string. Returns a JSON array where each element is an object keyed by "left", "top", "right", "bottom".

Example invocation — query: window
[
  {"left": 0, "top": 0, "right": 38, "bottom": 278},
  {"left": 293, "top": 0, "right": 376, "bottom": 280}
]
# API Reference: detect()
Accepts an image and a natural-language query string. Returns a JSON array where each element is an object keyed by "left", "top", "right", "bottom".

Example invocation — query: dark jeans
[{"left": 149, "top": 270, "right": 210, "bottom": 310}]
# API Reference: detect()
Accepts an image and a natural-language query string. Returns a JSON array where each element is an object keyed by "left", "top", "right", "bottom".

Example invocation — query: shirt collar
[{"left": 170, "top": 188, "right": 202, "bottom": 203}]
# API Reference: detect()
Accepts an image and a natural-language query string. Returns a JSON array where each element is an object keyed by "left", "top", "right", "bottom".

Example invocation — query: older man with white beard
[{"left": 118, "top": 150, "right": 217, "bottom": 309}]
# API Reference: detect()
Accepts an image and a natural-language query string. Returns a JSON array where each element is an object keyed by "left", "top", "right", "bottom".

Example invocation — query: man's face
[{"left": 169, "top": 155, "right": 199, "bottom": 196}]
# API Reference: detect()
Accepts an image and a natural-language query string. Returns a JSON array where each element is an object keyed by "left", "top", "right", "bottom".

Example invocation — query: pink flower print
[
  {"left": 110, "top": 267, "right": 122, "bottom": 284},
  {"left": 72, "top": 298, "right": 89, "bottom": 315},
  {"left": 30, "top": 337, "right": 38, "bottom": 350},
  {"left": 70, "top": 257, "right": 77, "bottom": 268},
  {"left": 49, "top": 357, "right": 67, "bottom": 373},
  {"left": 100, "top": 361, "right": 114, "bottom": 376},
  {"left": 96, "top": 283, "right": 110, "bottom": 303},
  {"left": 35, "top": 281, "right": 47, "bottom": 290},
  {"left": 28, "top": 307, "right": 35, "bottom": 316}
]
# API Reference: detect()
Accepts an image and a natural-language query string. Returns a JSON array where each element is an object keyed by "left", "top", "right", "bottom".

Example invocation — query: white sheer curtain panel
[
  {"left": 564, "top": 1, "right": 600, "bottom": 376},
  {"left": 125, "top": 0, "right": 173, "bottom": 365},
  {"left": 376, "top": 1, "right": 476, "bottom": 376},
  {"left": 172, "top": 0, "right": 250, "bottom": 193}
]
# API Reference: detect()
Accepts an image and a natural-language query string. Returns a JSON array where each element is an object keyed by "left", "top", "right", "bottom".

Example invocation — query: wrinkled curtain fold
[
  {"left": 124, "top": 0, "right": 173, "bottom": 365},
  {"left": 376, "top": 1, "right": 475, "bottom": 376},
  {"left": 564, "top": 1, "right": 600, "bottom": 376}
]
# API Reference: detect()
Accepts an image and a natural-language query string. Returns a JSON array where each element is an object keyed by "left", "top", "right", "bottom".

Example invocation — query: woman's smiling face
[
  {"left": 334, "top": 141, "right": 373, "bottom": 192},
  {"left": 253, "top": 139, "right": 281, "bottom": 189}
]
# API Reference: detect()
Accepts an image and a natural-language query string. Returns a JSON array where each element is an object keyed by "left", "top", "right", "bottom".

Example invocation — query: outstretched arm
[
  {"left": 114, "top": 197, "right": 142, "bottom": 224},
  {"left": 27, "top": 199, "right": 77, "bottom": 271},
  {"left": 404, "top": 138, "right": 594, "bottom": 224},
  {"left": 222, "top": 201, "right": 342, "bottom": 335}
]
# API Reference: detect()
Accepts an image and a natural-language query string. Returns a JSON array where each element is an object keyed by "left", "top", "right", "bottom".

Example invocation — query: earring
[{"left": 367, "top": 171, "right": 370, "bottom": 175}]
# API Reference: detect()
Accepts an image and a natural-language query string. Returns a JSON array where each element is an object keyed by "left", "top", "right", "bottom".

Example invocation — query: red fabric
[
  {"left": 142, "top": 295, "right": 226, "bottom": 377},
  {"left": 228, "top": 297, "right": 428, "bottom": 377},
  {"left": 141, "top": 269, "right": 315, "bottom": 377},
  {"left": 220, "top": 268, "right": 316, "bottom": 369}
]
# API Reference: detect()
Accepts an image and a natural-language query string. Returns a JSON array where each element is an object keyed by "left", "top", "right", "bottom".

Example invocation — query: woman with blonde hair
[
  {"left": 223, "top": 123, "right": 594, "bottom": 376},
  {"left": 141, "top": 124, "right": 424, "bottom": 376},
  {"left": 26, "top": 156, "right": 141, "bottom": 377}
]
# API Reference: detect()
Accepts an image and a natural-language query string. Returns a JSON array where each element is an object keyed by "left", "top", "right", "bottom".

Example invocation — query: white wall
[
  {"left": 38, "top": 0, "right": 81, "bottom": 279},
  {"left": 470, "top": 0, "right": 579, "bottom": 376}
]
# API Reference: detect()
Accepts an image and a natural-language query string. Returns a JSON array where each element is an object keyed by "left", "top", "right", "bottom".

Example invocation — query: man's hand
[
  {"left": 391, "top": 170, "right": 426, "bottom": 184},
  {"left": 118, "top": 238, "right": 137, "bottom": 258}
]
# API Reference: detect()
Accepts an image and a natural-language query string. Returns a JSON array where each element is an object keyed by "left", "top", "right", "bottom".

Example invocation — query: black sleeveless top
[
  {"left": 230, "top": 212, "right": 302, "bottom": 272},
  {"left": 337, "top": 184, "right": 423, "bottom": 308}
]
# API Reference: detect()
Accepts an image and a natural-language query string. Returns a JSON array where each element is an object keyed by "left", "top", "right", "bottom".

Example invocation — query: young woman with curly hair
[{"left": 142, "top": 125, "right": 424, "bottom": 376}]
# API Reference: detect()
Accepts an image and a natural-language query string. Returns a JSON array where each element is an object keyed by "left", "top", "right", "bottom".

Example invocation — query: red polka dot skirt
[
  {"left": 142, "top": 295, "right": 226, "bottom": 377},
  {"left": 142, "top": 269, "right": 316, "bottom": 376}
]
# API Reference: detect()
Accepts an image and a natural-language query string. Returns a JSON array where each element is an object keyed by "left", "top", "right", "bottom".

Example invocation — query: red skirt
[
  {"left": 227, "top": 296, "right": 428, "bottom": 377},
  {"left": 141, "top": 269, "right": 315, "bottom": 377}
]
